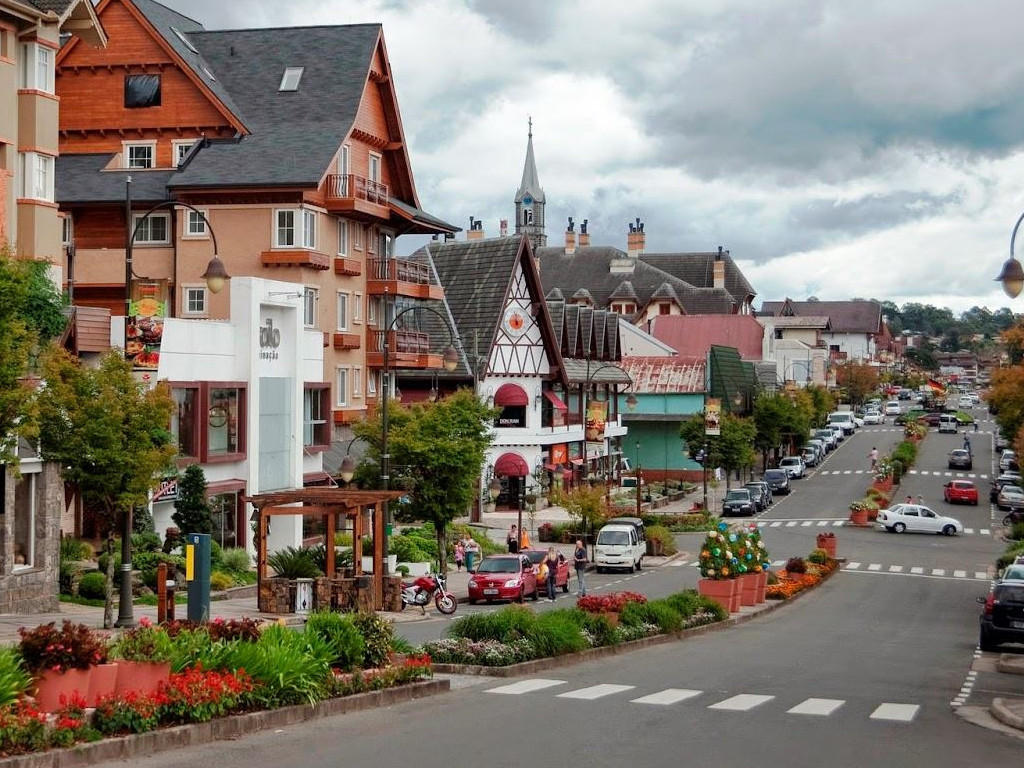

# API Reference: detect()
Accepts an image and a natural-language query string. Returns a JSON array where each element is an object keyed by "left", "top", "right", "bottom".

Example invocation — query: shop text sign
[{"left": 259, "top": 318, "right": 281, "bottom": 360}]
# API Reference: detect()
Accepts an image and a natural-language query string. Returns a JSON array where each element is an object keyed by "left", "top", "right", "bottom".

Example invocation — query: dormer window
[
  {"left": 279, "top": 67, "right": 304, "bottom": 92},
  {"left": 123, "top": 141, "right": 155, "bottom": 169}
]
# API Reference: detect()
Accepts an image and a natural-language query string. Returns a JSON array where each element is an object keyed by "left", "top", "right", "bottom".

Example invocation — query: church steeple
[{"left": 514, "top": 118, "right": 546, "bottom": 248}]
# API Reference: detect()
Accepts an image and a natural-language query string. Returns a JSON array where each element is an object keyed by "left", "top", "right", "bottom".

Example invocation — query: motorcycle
[
  {"left": 1003, "top": 509, "right": 1024, "bottom": 527},
  {"left": 401, "top": 572, "right": 457, "bottom": 615}
]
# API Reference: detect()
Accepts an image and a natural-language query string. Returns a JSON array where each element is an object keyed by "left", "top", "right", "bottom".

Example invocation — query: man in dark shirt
[{"left": 573, "top": 539, "right": 588, "bottom": 596}]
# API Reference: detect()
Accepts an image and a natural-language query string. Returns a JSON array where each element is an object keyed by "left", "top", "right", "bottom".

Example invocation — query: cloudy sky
[{"left": 165, "top": 0, "right": 1024, "bottom": 314}]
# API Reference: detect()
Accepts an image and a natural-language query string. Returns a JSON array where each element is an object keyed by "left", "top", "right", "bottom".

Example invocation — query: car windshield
[
  {"left": 523, "top": 551, "right": 546, "bottom": 564},
  {"left": 765, "top": 470, "right": 785, "bottom": 480},
  {"left": 781, "top": 459, "right": 798, "bottom": 466},
  {"left": 725, "top": 491, "right": 749, "bottom": 501},
  {"left": 597, "top": 530, "right": 630, "bottom": 546},
  {"left": 744, "top": 485, "right": 762, "bottom": 496},
  {"left": 1003, "top": 568, "right": 1024, "bottom": 580},
  {"left": 1002, "top": 486, "right": 1024, "bottom": 497},
  {"left": 475, "top": 557, "right": 521, "bottom": 574}
]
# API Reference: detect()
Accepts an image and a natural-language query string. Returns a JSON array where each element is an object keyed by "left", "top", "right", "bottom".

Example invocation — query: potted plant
[
  {"left": 110, "top": 616, "right": 173, "bottom": 697},
  {"left": 736, "top": 526, "right": 771, "bottom": 605},
  {"left": 815, "top": 531, "right": 837, "bottom": 558},
  {"left": 18, "top": 621, "right": 107, "bottom": 712},
  {"left": 849, "top": 498, "right": 872, "bottom": 526},
  {"left": 696, "top": 524, "right": 741, "bottom": 612}
]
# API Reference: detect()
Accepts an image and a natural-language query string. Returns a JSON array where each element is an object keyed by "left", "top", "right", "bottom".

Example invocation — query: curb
[
  {"left": 434, "top": 565, "right": 837, "bottom": 677},
  {"left": 996, "top": 655, "right": 1024, "bottom": 676},
  {"left": 0, "top": 679, "right": 450, "bottom": 768},
  {"left": 992, "top": 698, "right": 1024, "bottom": 730}
]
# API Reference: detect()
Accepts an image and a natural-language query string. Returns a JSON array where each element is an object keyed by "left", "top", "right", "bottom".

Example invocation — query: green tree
[
  {"left": 351, "top": 389, "right": 494, "bottom": 574},
  {"left": 551, "top": 484, "right": 606, "bottom": 542},
  {"left": 36, "top": 349, "right": 176, "bottom": 628},
  {"left": 0, "top": 248, "right": 67, "bottom": 467},
  {"left": 805, "top": 384, "right": 835, "bottom": 427},
  {"left": 172, "top": 464, "right": 213, "bottom": 535},
  {"left": 680, "top": 412, "right": 756, "bottom": 489},
  {"left": 904, "top": 345, "right": 937, "bottom": 370}
]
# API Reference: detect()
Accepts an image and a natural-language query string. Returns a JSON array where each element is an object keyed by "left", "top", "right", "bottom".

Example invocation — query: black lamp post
[
  {"left": 634, "top": 440, "right": 642, "bottom": 517},
  {"left": 117, "top": 177, "right": 231, "bottom": 629},
  {"left": 996, "top": 209, "right": 1024, "bottom": 299}
]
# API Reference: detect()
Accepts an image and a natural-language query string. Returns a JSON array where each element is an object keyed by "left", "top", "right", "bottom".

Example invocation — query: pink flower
[{"left": 138, "top": 616, "right": 153, "bottom": 628}]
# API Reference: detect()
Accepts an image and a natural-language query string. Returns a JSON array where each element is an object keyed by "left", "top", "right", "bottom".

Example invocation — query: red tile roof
[{"left": 647, "top": 315, "right": 764, "bottom": 360}]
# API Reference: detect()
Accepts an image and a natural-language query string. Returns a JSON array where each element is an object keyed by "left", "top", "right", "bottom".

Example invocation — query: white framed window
[
  {"left": 184, "top": 209, "right": 208, "bottom": 237},
  {"left": 303, "top": 287, "right": 318, "bottom": 328},
  {"left": 367, "top": 225, "right": 376, "bottom": 254},
  {"left": 124, "top": 141, "right": 155, "bottom": 169},
  {"left": 337, "top": 219, "right": 349, "bottom": 255},
  {"left": 367, "top": 370, "right": 376, "bottom": 395},
  {"left": 182, "top": 285, "right": 207, "bottom": 315},
  {"left": 353, "top": 292, "right": 362, "bottom": 323},
  {"left": 353, "top": 367, "right": 362, "bottom": 397},
  {"left": 369, "top": 152, "right": 381, "bottom": 183},
  {"left": 302, "top": 209, "right": 316, "bottom": 249},
  {"left": 132, "top": 212, "right": 170, "bottom": 245},
  {"left": 279, "top": 66, "right": 304, "bottom": 91},
  {"left": 12, "top": 472, "right": 36, "bottom": 571},
  {"left": 367, "top": 296, "right": 376, "bottom": 325},
  {"left": 173, "top": 140, "right": 196, "bottom": 165},
  {"left": 20, "top": 43, "right": 54, "bottom": 93},
  {"left": 61, "top": 215, "right": 72, "bottom": 246},
  {"left": 339, "top": 145, "right": 350, "bottom": 175},
  {"left": 353, "top": 223, "right": 362, "bottom": 250},
  {"left": 336, "top": 291, "right": 349, "bottom": 331},
  {"left": 335, "top": 367, "right": 349, "bottom": 406},
  {"left": 275, "top": 209, "right": 295, "bottom": 247},
  {"left": 19, "top": 152, "right": 54, "bottom": 201}
]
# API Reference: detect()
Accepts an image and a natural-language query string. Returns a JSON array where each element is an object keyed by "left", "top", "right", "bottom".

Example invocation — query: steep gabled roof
[
  {"left": 20, "top": 0, "right": 106, "bottom": 46},
  {"left": 648, "top": 315, "right": 764, "bottom": 360},
  {"left": 56, "top": 153, "right": 173, "bottom": 203},
  {"left": 760, "top": 299, "right": 883, "bottom": 334},
  {"left": 640, "top": 250, "right": 756, "bottom": 306}
]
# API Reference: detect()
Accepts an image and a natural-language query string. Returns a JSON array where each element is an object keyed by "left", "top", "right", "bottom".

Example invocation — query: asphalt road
[{"left": 94, "top": 405, "right": 1024, "bottom": 768}]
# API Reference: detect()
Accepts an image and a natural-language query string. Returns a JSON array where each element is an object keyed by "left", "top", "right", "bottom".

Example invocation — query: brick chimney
[
  {"left": 467, "top": 216, "right": 485, "bottom": 240},
  {"left": 499, "top": 219, "right": 508, "bottom": 237},
  {"left": 713, "top": 245, "right": 726, "bottom": 289},
  {"left": 565, "top": 217, "right": 576, "bottom": 255},
  {"left": 627, "top": 218, "right": 645, "bottom": 258},
  {"left": 579, "top": 219, "right": 590, "bottom": 247}
]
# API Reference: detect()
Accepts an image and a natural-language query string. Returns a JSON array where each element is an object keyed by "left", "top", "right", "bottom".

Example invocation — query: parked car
[
  {"left": 996, "top": 432, "right": 1011, "bottom": 453},
  {"left": 779, "top": 456, "right": 805, "bottom": 479},
  {"left": 807, "top": 439, "right": 828, "bottom": 461},
  {"left": 863, "top": 409, "right": 883, "bottom": 425},
  {"left": 763, "top": 468, "right": 791, "bottom": 495},
  {"left": 468, "top": 555, "right": 538, "bottom": 604},
  {"left": 801, "top": 445, "right": 820, "bottom": 468},
  {"left": 947, "top": 449, "right": 973, "bottom": 471},
  {"left": 884, "top": 401, "right": 902, "bottom": 416},
  {"left": 958, "top": 395, "right": 974, "bottom": 409},
  {"left": 1000, "top": 450, "right": 1019, "bottom": 473},
  {"left": 827, "top": 411, "right": 856, "bottom": 435},
  {"left": 997, "top": 485, "right": 1024, "bottom": 512},
  {"left": 813, "top": 429, "right": 837, "bottom": 450},
  {"left": 990, "top": 474, "right": 1023, "bottom": 503},
  {"left": 521, "top": 549, "right": 570, "bottom": 594},
  {"left": 876, "top": 503, "right": 962, "bottom": 535},
  {"left": 979, "top": 581, "right": 1024, "bottom": 651},
  {"left": 744, "top": 482, "right": 769, "bottom": 512},
  {"left": 722, "top": 489, "right": 756, "bottom": 517},
  {"left": 943, "top": 480, "right": 979, "bottom": 506}
]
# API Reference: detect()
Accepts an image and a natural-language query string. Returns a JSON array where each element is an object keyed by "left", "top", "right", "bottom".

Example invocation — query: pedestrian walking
[
  {"left": 464, "top": 537, "right": 481, "bottom": 573},
  {"left": 573, "top": 538, "right": 588, "bottom": 596},
  {"left": 868, "top": 447, "right": 878, "bottom": 470},
  {"left": 506, "top": 524, "right": 520, "bottom": 554},
  {"left": 544, "top": 546, "right": 560, "bottom": 602},
  {"left": 964, "top": 435, "right": 972, "bottom": 454},
  {"left": 974, "top": 419, "right": 979, "bottom": 433},
  {"left": 454, "top": 539, "right": 465, "bottom": 571}
]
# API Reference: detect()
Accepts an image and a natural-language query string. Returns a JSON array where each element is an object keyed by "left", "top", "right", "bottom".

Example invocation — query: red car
[
  {"left": 943, "top": 480, "right": 979, "bottom": 506},
  {"left": 522, "top": 549, "right": 571, "bottom": 594},
  {"left": 467, "top": 555, "right": 538, "bottom": 604}
]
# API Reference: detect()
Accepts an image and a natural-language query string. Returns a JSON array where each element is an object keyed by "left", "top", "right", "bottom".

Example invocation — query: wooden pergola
[{"left": 245, "top": 488, "right": 405, "bottom": 610}]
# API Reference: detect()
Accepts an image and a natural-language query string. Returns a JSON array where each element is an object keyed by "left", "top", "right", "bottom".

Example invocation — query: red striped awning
[
  {"left": 543, "top": 390, "right": 568, "bottom": 411},
  {"left": 494, "top": 383, "right": 529, "bottom": 407},
  {"left": 494, "top": 452, "right": 529, "bottom": 477}
]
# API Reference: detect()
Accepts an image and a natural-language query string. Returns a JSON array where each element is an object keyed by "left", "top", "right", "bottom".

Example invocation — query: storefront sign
[
  {"left": 258, "top": 317, "right": 281, "bottom": 360},
  {"left": 551, "top": 444, "right": 568, "bottom": 464},
  {"left": 705, "top": 398, "right": 722, "bottom": 436},
  {"left": 125, "top": 279, "right": 168, "bottom": 371},
  {"left": 152, "top": 477, "right": 178, "bottom": 502}
]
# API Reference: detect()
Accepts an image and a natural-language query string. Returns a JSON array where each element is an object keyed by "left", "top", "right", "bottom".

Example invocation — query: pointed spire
[{"left": 515, "top": 118, "right": 545, "bottom": 204}]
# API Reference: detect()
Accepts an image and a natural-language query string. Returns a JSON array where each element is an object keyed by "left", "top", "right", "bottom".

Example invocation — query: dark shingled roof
[
  {"left": 57, "top": 154, "right": 173, "bottom": 203},
  {"left": 536, "top": 245, "right": 736, "bottom": 317},
  {"left": 760, "top": 299, "right": 882, "bottom": 334},
  {"left": 640, "top": 250, "right": 756, "bottom": 307},
  {"left": 25, "top": 0, "right": 76, "bottom": 12},
  {"left": 169, "top": 23, "right": 380, "bottom": 188}
]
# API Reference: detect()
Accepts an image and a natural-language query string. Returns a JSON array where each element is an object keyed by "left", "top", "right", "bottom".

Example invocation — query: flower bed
[
  {"left": 576, "top": 591, "right": 647, "bottom": 614},
  {"left": 765, "top": 559, "right": 839, "bottom": 600}
]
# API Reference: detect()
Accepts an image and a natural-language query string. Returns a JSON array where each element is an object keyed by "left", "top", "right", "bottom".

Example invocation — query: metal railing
[
  {"left": 325, "top": 174, "right": 389, "bottom": 206},
  {"left": 370, "top": 329, "right": 432, "bottom": 355},
  {"left": 368, "top": 258, "right": 432, "bottom": 285}
]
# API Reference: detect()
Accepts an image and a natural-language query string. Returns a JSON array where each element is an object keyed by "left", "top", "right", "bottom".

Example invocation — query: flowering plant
[
  {"left": 874, "top": 456, "right": 895, "bottom": 481},
  {"left": 576, "top": 591, "right": 647, "bottom": 614},
  {"left": 93, "top": 689, "right": 164, "bottom": 735},
  {"left": 159, "top": 664, "right": 254, "bottom": 723},
  {"left": 17, "top": 621, "right": 108, "bottom": 674},
  {"left": 697, "top": 522, "right": 749, "bottom": 579},
  {"left": 111, "top": 616, "right": 174, "bottom": 662},
  {"left": 849, "top": 499, "right": 878, "bottom": 513}
]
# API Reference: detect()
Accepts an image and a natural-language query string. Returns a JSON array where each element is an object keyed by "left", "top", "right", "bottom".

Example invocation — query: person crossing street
[{"left": 868, "top": 446, "right": 878, "bottom": 471}]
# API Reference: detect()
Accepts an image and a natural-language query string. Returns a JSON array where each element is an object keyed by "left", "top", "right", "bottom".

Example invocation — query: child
[{"left": 454, "top": 539, "right": 465, "bottom": 571}]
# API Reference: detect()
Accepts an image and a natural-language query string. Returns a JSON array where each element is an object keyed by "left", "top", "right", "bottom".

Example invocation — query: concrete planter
[
  {"left": 32, "top": 667, "right": 92, "bottom": 712},
  {"left": 697, "top": 578, "right": 738, "bottom": 613}
]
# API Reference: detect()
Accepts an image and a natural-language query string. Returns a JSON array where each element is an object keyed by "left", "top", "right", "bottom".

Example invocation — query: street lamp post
[
  {"left": 995, "top": 209, "right": 1024, "bottom": 298},
  {"left": 117, "top": 178, "right": 230, "bottom": 629},
  {"left": 634, "top": 440, "right": 642, "bottom": 517},
  {"left": 380, "top": 302, "right": 459, "bottom": 575}
]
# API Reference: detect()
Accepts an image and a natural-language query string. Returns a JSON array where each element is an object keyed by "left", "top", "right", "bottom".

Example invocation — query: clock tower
[{"left": 514, "top": 118, "right": 547, "bottom": 248}]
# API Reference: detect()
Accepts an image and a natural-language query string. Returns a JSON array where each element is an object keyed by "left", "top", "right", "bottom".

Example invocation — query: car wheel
[
  {"left": 943, "top": 524, "right": 957, "bottom": 536},
  {"left": 893, "top": 522, "right": 906, "bottom": 533},
  {"left": 636, "top": 557, "right": 643, "bottom": 571},
  {"left": 628, "top": 561, "right": 635, "bottom": 574},
  {"left": 1004, "top": 515, "right": 1014, "bottom": 526},
  {"left": 515, "top": 588, "right": 524, "bottom": 604},
  {"left": 596, "top": 566, "right": 604, "bottom": 574},
  {"left": 973, "top": 499, "right": 978, "bottom": 506}
]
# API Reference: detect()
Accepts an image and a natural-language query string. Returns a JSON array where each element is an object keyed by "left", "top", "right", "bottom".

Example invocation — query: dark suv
[
  {"left": 979, "top": 580, "right": 1024, "bottom": 651},
  {"left": 763, "top": 469, "right": 791, "bottom": 495},
  {"left": 744, "top": 483, "right": 768, "bottom": 513},
  {"left": 722, "top": 489, "right": 755, "bottom": 517}
]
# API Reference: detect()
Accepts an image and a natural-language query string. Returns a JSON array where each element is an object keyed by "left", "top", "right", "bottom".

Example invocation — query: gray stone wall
[{"left": 0, "top": 462, "right": 62, "bottom": 613}]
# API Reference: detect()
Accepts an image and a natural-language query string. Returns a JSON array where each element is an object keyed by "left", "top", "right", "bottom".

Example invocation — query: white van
[
  {"left": 827, "top": 411, "right": 856, "bottom": 435},
  {"left": 594, "top": 523, "right": 645, "bottom": 573},
  {"left": 938, "top": 414, "right": 958, "bottom": 434}
]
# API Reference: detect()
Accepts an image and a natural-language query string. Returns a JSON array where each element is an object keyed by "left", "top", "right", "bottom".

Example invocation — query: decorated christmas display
[{"left": 698, "top": 522, "right": 770, "bottom": 580}]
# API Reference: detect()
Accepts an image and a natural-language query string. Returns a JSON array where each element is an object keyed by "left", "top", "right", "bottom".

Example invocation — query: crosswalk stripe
[
  {"left": 870, "top": 703, "right": 919, "bottom": 722},
  {"left": 788, "top": 698, "right": 845, "bottom": 716},
  {"left": 690, "top": 562, "right": 700, "bottom": 567},
  {"left": 846, "top": 562, "right": 861, "bottom": 569},
  {"left": 954, "top": 570, "right": 967, "bottom": 578},
  {"left": 558, "top": 684, "right": 635, "bottom": 700},
  {"left": 843, "top": 470, "right": 852, "bottom": 475},
  {"left": 975, "top": 571, "right": 988, "bottom": 580},
  {"left": 771, "top": 559, "right": 786, "bottom": 567},
  {"left": 889, "top": 565, "right": 903, "bottom": 572},
  {"left": 631, "top": 688, "right": 703, "bottom": 705},
  {"left": 964, "top": 528, "right": 974, "bottom": 534},
  {"left": 868, "top": 564, "right": 882, "bottom": 571},
  {"left": 817, "top": 521, "right": 829, "bottom": 526},
  {"left": 786, "top": 522, "right": 797, "bottom": 527},
  {"left": 801, "top": 521, "right": 813, "bottom": 527},
  {"left": 487, "top": 679, "right": 566, "bottom": 695},
  {"left": 932, "top": 569, "right": 945, "bottom": 576},
  {"left": 909, "top": 470, "right": 918, "bottom": 475},
  {"left": 981, "top": 529, "right": 991, "bottom": 536},
  {"left": 670, "top": 561, "right": 686, "bottom": 567},
  {"left": 769, "top": 522, "right": 781, "bottom": 528},
  {"left": 708, "top": 694, "right": 774, "bottom": 711},
  {"left": 832, "top": 521, "right": 844, "bottom": 527},
  {"left": 911, "top": 567, "right": 923, "bottom": 574}
]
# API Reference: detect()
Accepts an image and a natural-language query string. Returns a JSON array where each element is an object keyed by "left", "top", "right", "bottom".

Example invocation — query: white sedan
[
  {"left": 876, "top": 504, "right": 962, "bottom": 536},
  {"left": 863, "top": 410, "right": 884, "bottom": 425}
]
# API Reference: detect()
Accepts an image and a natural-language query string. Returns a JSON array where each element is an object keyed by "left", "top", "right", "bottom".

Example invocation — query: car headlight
[
  {"left": 503, "top": 579, "right": 520, "bottom": 588},
  {"left": 469, "top": 579, "right": 479, "bottom": 588}
]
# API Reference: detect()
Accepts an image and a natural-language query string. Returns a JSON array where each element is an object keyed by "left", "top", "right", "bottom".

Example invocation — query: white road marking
[
  {"left": 843, "top": 470, "right": 852, "bottom": 475},
  {"left": 771, "top": 559, "right": 786, "bottom": 566},
  {"left": 909, "top": 470, "right": 918, "bottom": 475},
  {"left": 801, "top": 521, "right": 813, "bottom": 527},
  {"left": 708, "top": 694, "right": 775, "bottom": 711},
  {"left": 786, "top": 522, "right": 798, "bottom": 527},
  {"left": 817, "top": 521, "right": 829, "bottom": 527},
  {"left": 846, "top": 562, "right": 861, "bottom": 569},
  {"left": 631, "top": 688, "right": 703, "bottom": 705},
  {"left": 788, "top": 698, "right": 845, "bottom": 716},
  {"left": 870, "top": 703, "right": 920, "bottom": 722},
  {"left": 889, "top": 565, "right": 903, "bottom": 572},
  {"left": 769, "top": 522, "right": 781, "bottom": 528},
  {"left": 931, "top": 569, "right": 946, "bottom": 576},
  {"left": 981, "top": 529, "right": 991, "bottom": 536},
  {"left": 911, "top": 567, "right": 924, "bottom": 574},
  {"left": 832, "top": 521, "right": 845, "bottom": 527},
  {"left": 868, "top": 563, "right": 882, "bottom": 571},
  {"left": 558, "top": 684, "right": 635, "bottom": 700},
  {"left": 975, "top": 571, "right": 988, "bottom": 580},
  {"left": 487, "top": 679, "right": 566, "bottom": 695},
  {"left": 954, "top": 570, "right": 967, "bottom": 578},
  {"left": 964, "top": 528, "right": 974, "bottom": 534}
]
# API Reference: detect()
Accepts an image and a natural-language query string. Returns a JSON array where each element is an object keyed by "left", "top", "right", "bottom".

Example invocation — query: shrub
[
  {"left": 766, "top": 570, "right": 780, "bottom": 585},
  {"left": 353, "top": 612, "right": 395, "bottom": 669},
  {"left": 1011, "top": 523, "right": 1024, "bottom": 542},
  {"left": 784, "top": 556, "right": 807, "bottom": 574},
  {"left": 0, "top": 648, "right": 30, "bottom": 710},
  {"left": 305, "top": 610, "right": 365, "bottom": 671},
  {"left": 209, "top": 570, "right": 234, "bottom": 591},
  {"left": 390, "top": 634, "right": 414, "bottom": 654},
  {"left": 694, "top": 595, "right": 729, "bottom": 622},
  {"left": 60, "top": 537, "right": 93, "bottom": 562},
  {"left": 18, "top": 621, "right": 108, "bottom": 673},
  {"left": 207, "top": 618, "right": 262, "bottom": 642},
  {"left": 164, "top": 626, "right": 216, "bottom": 672},
  {"left": 526, "top": 611, "right": 588, "bottom": 657},
  {"left": 77, "top": 571, "right": 107, "bottom": 600},
  {"left": 111, "top": 618, "right": 174, "bottom": 662},
  {"left": 268, "top": 546, "right": 321, "bottom": 579},
  {"left": 807, "top": 548, "right": 829, "bottom": 565},
  {"left": 389, "top": 534, "right": 433, "bottom": 564},
  {"left": 663, "top": 590, "right": 702, "bottom": 618},
  {"left": 620, "top": 600, "right": 683, "bottom": 634},
  {"left": 134, "top": 552, "right": 185, "bottom": 590},
  {"left": 646, "top": 525, "right": 678, "bottom": 555},
  {"left": 580, "top": 612, "right": 620, "bottom": 647},
  {"left": 448, "top": 605, "right": 536, "bottom": 642},
  {"left": 131, "top": 532, "right": 161, "bottom": 553},
  {"left": 218, "top": 547, "right": 252, "bottom": 575}
]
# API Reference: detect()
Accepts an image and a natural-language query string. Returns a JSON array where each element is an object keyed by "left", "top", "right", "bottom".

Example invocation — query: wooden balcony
[
  {"left": 334, "top": 257, "right": 362, "bottom": 276},
  {"left": 333, "top": 407, "right": 367, "bottom": 425},
  {"left": 366, "top": 257, "right": 444, "bottom": 300},
  {"left": 333, "top": 332, "right": 361, "bottom": 350},
  {"left": 324, "top": 174, "right": 390, "bottom": 221},
  {"left": 365, "top": 329, "right": 443, "bottom": 369},
  {"left": 261, "top": 249, "right": 331, "bottom": 270}
]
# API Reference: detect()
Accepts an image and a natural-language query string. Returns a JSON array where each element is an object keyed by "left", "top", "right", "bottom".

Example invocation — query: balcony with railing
[
  {"left": 324, "top": 174, "right": 390, "bottom": 220},
  {"left": 365, "top": 328, "right": 444, "bottom": 369},
  {"left": 366, "top": 257, "right": 444, "bottom": 300}
]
